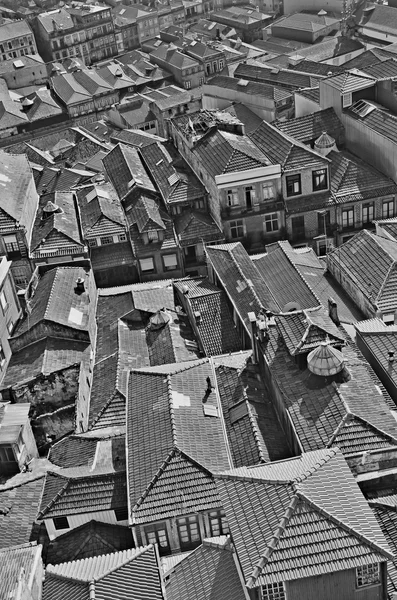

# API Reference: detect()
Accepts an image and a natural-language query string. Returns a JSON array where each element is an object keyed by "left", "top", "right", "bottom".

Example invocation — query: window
[
  {"left": 3, "top": 234, "right": 20, "bottom": 259},
  {"left": 317, "top": 210, "right": 330, "bottom": 235},
  {"left": 209, "top": 510, "right": 229, "bottom": 536},
  {"left": 245, "top": 186, "right": 256, "bottom": 209},
  {"left": 100, "top": 236, "right": 113, "bottom": 245},
  {"left": 163, "top": 254, "right": 178, "bottom": 271},
  {"left": 362, "top": 202, "right": 374, "bottom": 224},
  {"left": 148, "top": 230, "right": 159, "bottom": 243},
  {"left": 0, "top": 344, "right": 5, "bottom": 367},
  {"left": 219, "top": 59, "right": 224, "bottom": 70},
  {"left": 226, "top": 188, "right": 238, "bottom": 207},
  {"left": 145, "top": 524, "right": 170, "bottom": 555},
  {"left": 195, "top": 199, "right": 205, "bottom": 210},
  {"left": 286, "top": 174, "right": 301, "bottom": 197},
  {"left": 342, "top": 92, "right": 352, "bottom": 108},
  {"left": 383, "top": 199, "right": 395, "bottom": 218},
  {"left": 7, "top": 320, "right": 13, "bottom": 335},
  {"left": 0, "top": 445, "right": 14, "bottom": 462},
  {"left": 342, "top": 208, "right": 354, "bottom": 229},
  {"left": 177, "top": 515, "right": 201, "bottom": 550},
  {"left": 262, "top": 182, "right": 274, "bottom": 200},
  {"left": 262, "top": 582, "right": 286, "bottom": 600},
  {"left": 356, "top": 563, "right": 380, "bottom": 588},
  {"left": 184, "top": 80, "right": 191, "bottom": 90},
  {"left": 0, "top": 290, "right": 7, "bottom": 312},
  {"left": 118, "top": 234, "right": 127, "bottom": 242},
  {"left": 312, "top": 168, "right": 328, "bottom": 191},
  {"left": 139, "top": 257, "right": 155, "bottom": 272},
  {"left": 114, "top": 507, "right": 129, "bottom": 521},
  {"left": 264, "top": 213, "right": 279, "bottom": 233},
  {"left": 53, "top": 516, "right": 69, "bottom": 530},
  {"left": 88, "top": 239, "right": 97, "bottom": 247},
  {"left": 230, "top": 219, "right": 244, "bottom": 239}
]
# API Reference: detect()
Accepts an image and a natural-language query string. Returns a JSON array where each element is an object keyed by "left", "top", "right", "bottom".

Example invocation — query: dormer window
[{"left": 148, "top": 230, "right": 159, "bottom": 243}]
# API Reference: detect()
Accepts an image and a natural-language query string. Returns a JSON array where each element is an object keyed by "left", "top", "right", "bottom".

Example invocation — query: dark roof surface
[
  {"left": 274, "top": 107, "right": 344, "bottom": 145},
  {"left": 0, "top": 478, "right": 44, "bottom": 549}
]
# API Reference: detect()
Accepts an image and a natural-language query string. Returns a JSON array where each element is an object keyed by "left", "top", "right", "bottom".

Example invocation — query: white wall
[
  {"left": 44, "top": 510, "right": 129, "bottom": 540},
  {"left": 283, "top": 0, "right": 352, "bottom": 13}
]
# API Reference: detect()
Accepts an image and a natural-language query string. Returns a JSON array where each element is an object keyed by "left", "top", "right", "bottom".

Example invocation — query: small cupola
[
  {"left": 314, "top": 131, "right": 337, "bottom": 156},
  {"left": 307, "top": 342, "right": 344, "bottom": 376},
  {"left": 42, "top": 200, "right": 62, "bottom": 219},
  {"left": 149, "top": 308, "right": 170, "bottom": 330}
]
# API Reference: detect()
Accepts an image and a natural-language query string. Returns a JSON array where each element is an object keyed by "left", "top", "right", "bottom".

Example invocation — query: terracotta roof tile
[
  {"left": 274, "top": 107, "right": 343, "bottom": 145},
  {"left": 0, "top": 479, "right": 44, "bottom": 549},
  {"left": 1, "top": 543, "right": 42, "bottom": 600}
]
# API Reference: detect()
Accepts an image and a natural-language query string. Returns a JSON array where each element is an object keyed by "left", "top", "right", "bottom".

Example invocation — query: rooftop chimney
[
  {"left": 389, "top": 350, "right": 395, "bottom": 363},
  {"left": 75, "top": 277, "right": 85, "bottom": 294}
]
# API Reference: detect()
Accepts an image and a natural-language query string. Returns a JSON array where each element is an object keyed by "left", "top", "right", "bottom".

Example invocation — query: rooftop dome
[
  {"left": 43, "top": 200, "right": 62, "bottom": 216},
  {"left": 307, "top": 342, "right": 344, "bottom": 377},
  {"left": 314, "top": 131, "right": 336, "bottom": 157},
  {"left": 149, "top": 308, "right": 170, "bottom": 330}
]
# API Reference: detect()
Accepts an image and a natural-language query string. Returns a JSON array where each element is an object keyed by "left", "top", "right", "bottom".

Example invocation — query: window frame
[
  {"left": 262, "top": 581, "right": 286, "bottom": 600},
  {"left": 162, "top": 253, "right": 178, "bottom": 271},
  {"left": 245, "top": 185, "right": 256, "bottom": 208},
  {"left": 226, "top": 188, "right": 239, "bottom": 207},
  {"left": 362, "top": 202, "right": 374, "bottom": 224},
  {"left": 53, "top": 516, "right": 70, "bottom": 530},
  {"left": 356, "top": 563, "right": 380, "bottom": 588},
  {"left": 145, "top": 523, "right": 170, "bottom": 555},
  {"left": 100, "top": 236, "right": 113, "bottom": 246},
  {"left": 139, "top": 257, "right": 155, "bottom": 273},
  {"left": 264, "top": 212, "right": 279, "bottom": 233},
  {"left": 262, "top": 182, "right": 275, "bottom": 200},
  {"left": 286, "top": 174, "right": 301, "bottom": 197},
  {"left": 208, "top": 510, "right": 229, "bottom": 537},
  {"left": 177, "top": 515, "right": 202, "bottom": 551},
  {"left": 230, "top": 219, "right": 245, "bottom": 239},
  {"left": 383, "top": 199, "right": 395, "bottom": 219},
  {"left": 312, "top": 168, "right": 328, "bottom": 192},
  {"left": 342, "top": 207, "right": 354, "bottom": 229},
  {"left": 147, "top": 230, "right": 159, "bottom": 243}
]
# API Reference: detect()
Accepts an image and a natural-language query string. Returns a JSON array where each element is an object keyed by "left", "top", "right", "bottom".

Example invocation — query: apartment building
[{"left": 0, "top": 20, "right": 37, "bottom": 63}]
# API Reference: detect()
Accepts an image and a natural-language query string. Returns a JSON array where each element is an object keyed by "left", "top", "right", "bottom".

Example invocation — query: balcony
[{"left": 221, "top": 198, "right": 283, "bottom": 220}]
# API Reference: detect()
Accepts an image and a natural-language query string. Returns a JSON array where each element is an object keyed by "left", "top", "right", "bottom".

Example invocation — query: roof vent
[
  {"left": 314, "top": 131, "right": 336, "bottom": 156},
  {"left": 42, "top": 200, "right": 62, "bottom": 218},
  {"left": 149, "top": 308, "right": 170, "bottom": 330},
  {"left": 307, "top": 342, "right": 344, "bottom": 377}
]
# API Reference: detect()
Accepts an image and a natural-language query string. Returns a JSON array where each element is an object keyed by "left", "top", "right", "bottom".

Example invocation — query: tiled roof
[
  {"left": 234, "top": 62, "right": 316, "bottom": 90},
  {"left": 38, "top": 470, "right": 128, "bottom": 519},
  {"left": 1, "top": 337, "right": 89, "bottom": 389},
  {"left": 216, "top": 448, "right": 392, "bottom": 587},
  {"left": 77, "top": 184, "right": 126, "bottom": 239},
  {"left": 139, "top": 142, "right": 206, "bottom": 205},
  {"left": 274, "top": 107, "right": 344, "bottom": 145},
  {"left": 204, "top": 74, "right": 292, "bottom": 102},
  {"left": 216, "top": 360, "right": 292, "bottom": 465},
  {"left": 355, "top": 327, "right": 397, "bottom": 389},
  {"left": 1, "top": 542, "right": 42, "bottom": 600},
  {"left": 128, "top": 194, "right": 165, "bottom": 233},
  {"left": 127, "top": 360, "right": 232, "bottom": 522},
  {"left": 254, "top": 248, "right": 320, "bottom": 311},
  {"left": 275, "top": 11, "right": 338, "bottom": 31},
  {"left": 275, "top": 306, "right": 345, "bottom": 356},
  {"left": 44, "top": 545, "right": 164, "bottom": 600},
  {"left": 288, "top": 60, "right": 343, "bottom": 76},
  {"left": 325, "top": 71, "right": 375, "bottom": 94},
  {"left": 288, "top": 37, "right": 364, "bottom": 62},
  {"left": 103, "top": 144, "right": 156, "bottom": 200},
  {"left": 360, "top": 57, "right": 397, "bottom": 79},
  {"left": 45, "top": 520, "right": 134, "bottom": 566},
  {"left": 265, "top": 323, "right": 397, "bottom": 455},
  {"left": 0, "top": 478, "right": 44, "bottom": 549},
  {"left": 345, "top": 102, "right": 397, "bottom": 146},
  {"left": 0, "top": 151, "right": 36, "bottom": 230},
  {"left": 48, "top": 434, "right": 125, "bottom": 470},
  {"left": 221, "top": 103, "right": 263, "bottom": 135},
  {"left": 327, "top": 229, "right": 397, "bottom": 313},
  {"left": 249, "top": 121, "right": 328, "bottom": 172},
  {"left": 173, "top": 278, "right": 240, "bottom": 356},
  {"left": 205, "top": 243, "right": 278, "bottom": 332},
  {"left": 295, "top": 86, "right": 320, "bottom": 103},
  {"left": 174, "top": 210, "right": 223, "bottom": 246},
  {"left": 342, "top": 48, "right": 392, "bottom": 70},
  {"left": 13, "top": 267, "right": 94, "bottom": 339},
  {"left": 31, "top": 191, "right": 83, "bottom": 255},
  {"left": 360, "top": 4, "right": 397, "bottom": 36},
  {"left": 110, "top": 129, "right": 166, "bottom": 148},
  {"left": 129, "top": 211, "right": 178, "bottom": 255},
  {"left": 165, "top": 537, "right": 246, "bottom": 600},
  {"left": 193, "top": 128, "right": 271, "bottom": 179}
]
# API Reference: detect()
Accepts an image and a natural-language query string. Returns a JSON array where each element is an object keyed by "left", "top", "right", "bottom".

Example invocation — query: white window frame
[
  {"left": 383, "top": 199, "right": 395, "bottom": 219},
  {"left": 262, "top": 581, "right": 286, "bottom": 600},
  {"left": 342, "top": 92, "right": 352, "bottom": 108},
  {"left": 140, "top": 257, "right": 155, "bottom": 272},
  {"left": 362, "top": 203, "right": 374, "bottom": 224},
  {"left": 148, "top": 230, "right": 159, "bottom": 243},
  {"left": 226, "top": 188, "right": 239, "bottom": 207},
  {"left": 262, "top": 182, "right": 275, "bottom": 200},
  {"left": 342, "top": 208, "right": 354, "bottom": 228}
]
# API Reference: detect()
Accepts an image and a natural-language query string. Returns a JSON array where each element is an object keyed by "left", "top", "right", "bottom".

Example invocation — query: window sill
[{"left": 355, "top": 582, "right": 381, "bottom": 592}]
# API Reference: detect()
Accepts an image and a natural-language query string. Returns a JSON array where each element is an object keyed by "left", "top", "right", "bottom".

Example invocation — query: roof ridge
[
  {"left": 376, "top": 260, "right": 397, "bottom": 304},
  {"left": 94, "top": 545, "right": 154, "bottom": 582},
  {"left": 246, "top": 399, "right": 267, "bottom": 463},
  {"left": 246, "top": 492, "right": 299, "bottom": 588},
  {"left": 336, "top": 412, "right": 397, "bottom": 447},
  {"left": 326, "top": 411, "right": 352, "bottom": 448},
  {"left": 277, "top": 243, "right": 322, "bottom": 306},
  {"left": 228, "top": 246, "right": 266, "bottom": 310},
  {"left": 132, "top": 447, "right": 177, "bottom": 516},
  {"left": 43, "top": 268, "right": 60, "bottom": 321},
  {"left": 38, "top": 474, "right": 70, "bottom": 519},
  {"left": 297, "top": 491, "right": 393, "bottom": 560},
  {"left": 166, "top": 374, "right": 178, "bottom": 446},
  {"left": 89, "top": 390, "right": 124, "bottom": 430}
]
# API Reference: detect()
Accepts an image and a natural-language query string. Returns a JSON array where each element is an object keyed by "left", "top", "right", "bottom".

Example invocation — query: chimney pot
[
  {"left": 389, "top": 350, "right": 395, "bottom": 362},
  {"left": 76, "top": 277, "right": 85, "bottom": 293}
]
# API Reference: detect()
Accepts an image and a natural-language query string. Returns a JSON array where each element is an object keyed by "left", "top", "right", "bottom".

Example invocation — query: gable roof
[
  {"left": 324, "top": 71, "right": 375, "bottom": 94},
  {"left": 174, "top": 210, "right": 223, "bottom": 246},
  {"left": 103, "top": 143, "right": 156, "bottom": 200},
  {"left": 274, "top": 306, "right": 345, "bottom": 356},
  {"left": 327, "top": 229, "right": 397, "bottom": 313},
  {"left": 44, "top": 545, "right": 165, "bottom": 600},
  {"left": 193, "top": 128, "right": 271, "bottom": 179},
  {"left": 216, "top": 448, "right": 392, "bottom": 588},
  {"left": 38, "top": 470, "right": 127, "bottom": 520},
  {"left": 249, "top": 120, "right": 327, "bottom": 172},
  {"left": 1, "top": 542, "right": 43, "bottom": 600},
  {"left": 205, "top": 243, "right": 278, "bottom": 332},
  {"left": 31, "top": 191, "right": 83, "bottom": 256},
  {"left": 360, "top": 4, "right": 397, "bottom": 37},
  {"left": 77, "top": 183, "right": 126, "bottom": 239},
  {"left": 127, "top": 359, "right": 233, "bottom": 522},
  {"left": 0, "top": 151, "right": 37, "bottom": 231},
  {"left": 165, "top": 537, "right": 246, "bottom": 600},
  {"left": 205, "top": 74, "right": 292, "bottom": 102}
]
